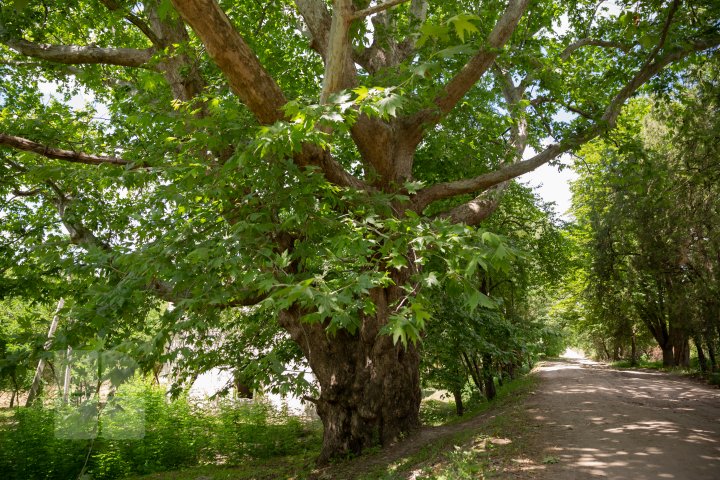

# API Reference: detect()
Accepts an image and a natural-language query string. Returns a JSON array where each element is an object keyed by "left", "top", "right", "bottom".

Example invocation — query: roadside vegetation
[{"left": 0, "top": 372, "right": 539, "bottom": 480}]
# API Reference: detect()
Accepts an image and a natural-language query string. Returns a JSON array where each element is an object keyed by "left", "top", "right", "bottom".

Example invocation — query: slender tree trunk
[
  {"left": 452, "top": 388, "right": 464, "bottom": 416},
  {"left": 279, "top": 284, "right": 421, "bottom": 464},
  {"left": 507, "top": 361, "right": 517, "bottom": 379},
  {"left": 482, "top": 353, "right": 496, "bottom": 401},
  {"left": 461, "top": 351, "right": 483, "bottom": 393},
  {"left": 472, "top": 356, "right": 485, "bottom": 395},
  {"left": 26, "top": 298, "right": 65, "bottom": 406},
  {"left": 63, "top": 346, "right": 73, "bottom": 403},
  {"left": 706, "top": 334, "right": 717, "bottom": 372},
  {"left": 694, "top": 336, "right": 708, "bottom": 374},
  {"left": 10, "top": 374, "right": 19, "bottom": 408},
  {"left": 630, "top": 332, "right": 638, "bottom": 367},
  {"left": 601, "top": 340, "right": 611, "bottom": 361}
]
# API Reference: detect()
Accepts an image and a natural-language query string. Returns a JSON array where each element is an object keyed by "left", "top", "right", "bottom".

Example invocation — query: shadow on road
[{"left": 526, "top": 358, "right": 720, "bottom": 479}]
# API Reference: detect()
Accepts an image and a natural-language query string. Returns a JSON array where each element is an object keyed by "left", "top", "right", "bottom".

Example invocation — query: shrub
[{"left": 0, "top": 379, "right": 321, "bottom": 480}]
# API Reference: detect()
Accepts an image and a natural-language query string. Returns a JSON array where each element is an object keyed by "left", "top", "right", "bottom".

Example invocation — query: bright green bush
[
  {"left": 0, "top": 405, "right": 89, "bottom": 479},
  {"left": 0, "top": 380, "right": 320, "bottom": 480}
]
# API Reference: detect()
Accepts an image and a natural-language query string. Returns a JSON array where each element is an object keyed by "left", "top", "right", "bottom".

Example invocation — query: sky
[{"left": 519, "top": 156, "right": 578, "bottom": 220}]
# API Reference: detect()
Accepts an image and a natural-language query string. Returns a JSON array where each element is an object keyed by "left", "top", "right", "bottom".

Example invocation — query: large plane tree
[{"left": 1, "top": 0, "right": 718, "bottom": 463}]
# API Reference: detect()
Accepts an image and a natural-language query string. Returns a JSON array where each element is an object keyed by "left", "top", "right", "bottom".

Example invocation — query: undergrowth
[
  {"left": 0, "top": 373, "right": 539, "bottom": 480},
  {"left": 0, "top": 379, "right": 321, "bottom": 480}
]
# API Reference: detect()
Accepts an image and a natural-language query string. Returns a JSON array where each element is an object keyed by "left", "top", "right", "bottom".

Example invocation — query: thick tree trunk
[
  {"left": 279, "top": 300, "right": 420, "bottom": 464},
  {"left": 235, "top": 381, "right": 253, "bottom": 399},
  {"left": 672, "top": 334, "right": 690, "bottom": 367},
  {"left": 661, "top": 345, "right": 675, "bottom": 367},
  {"left": 233, "top": 371, "right": 253, "bottom": 399}
]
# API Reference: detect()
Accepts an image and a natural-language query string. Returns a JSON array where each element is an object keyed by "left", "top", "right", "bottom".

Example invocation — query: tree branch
[
  {"left": 171, "top": 0, "right": 287, "bottom": 124},
  {"left": 99, "top": 0, "right": 162, "bottom": 46},
  {"left": 353, "top": 0, "right": 427, "bottom": 73},
  {"left": 2, "top": 38, "right": 155, "bottom": 68},
  {"left": 422, "top": 67, "right": 528, "bottom": 223},
  {"left": 11, "top": 188, "right": 43, "bottom": 198},
  {"left": 440, "top": 183, "right": 509, "bottom": 225},
  {"left": 560, "top": 39, "right": 632, "bottom": 60},
  {"left": 295, "top": 0, "right": 332, "bottom": 60},
  {"left": 351, "top": 0, "right": 410, "bottom": 20},
  {"left": 0, "top": 133, "right": 131, "bottom": 167},
  {"left": 171, "top": 0, "right": 366, "bottom": 190},
  {"left": 425, "top": 0, "right": 530, "bottom": 121},
  {"left": 411, "top": 32, "right": 720, "bottom": 213},
  {"left": 321, "top": 0, "right": 353, "bottom": 103}
]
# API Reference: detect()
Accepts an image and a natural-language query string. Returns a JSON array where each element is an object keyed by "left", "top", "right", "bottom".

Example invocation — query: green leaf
[
  {"left": 376, "top": 93, "right": 405, "bottom": 119},
  {"left": 417, "top": 23, "right": 450, "bottom": 48},
  {"left": 467, "top": 288, "right": 496, "bottom": 310},
  {"left": 448, "top": 14, "right": 480, "bottom": 43},
  {"left": 425, "top": 271, "right": 440, "bottom": 287}
]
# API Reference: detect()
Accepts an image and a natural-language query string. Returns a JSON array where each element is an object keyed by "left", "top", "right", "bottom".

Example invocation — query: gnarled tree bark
[{"left": 279, "top": 271, "right": 421, "bottom": 464}]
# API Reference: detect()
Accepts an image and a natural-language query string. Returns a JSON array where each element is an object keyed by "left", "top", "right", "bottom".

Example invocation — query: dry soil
[{"left": 524, "top": 358, "right": 720, "bottom": 479}]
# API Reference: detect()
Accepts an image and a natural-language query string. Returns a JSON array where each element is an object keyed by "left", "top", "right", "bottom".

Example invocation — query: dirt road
[{"left": 525, "top": 358, "right": 720, "bottom": 479}]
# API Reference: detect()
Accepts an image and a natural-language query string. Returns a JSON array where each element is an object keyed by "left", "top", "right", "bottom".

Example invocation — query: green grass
[
  {"left": 407, "top": 377, "right": 538, "bottom": 480},
  {"left": 123, "top": 454, "right": 317, "bottom": 480},
  {"left": 610, "top": 357, "right": 717, "bottom": 376},
  {"left": 119, "top": 374, "right": 539, "bottom": 480}
]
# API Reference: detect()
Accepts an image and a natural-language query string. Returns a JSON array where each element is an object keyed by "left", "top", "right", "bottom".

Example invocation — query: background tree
[
  {"left": 1, "top": 0, "right": 719, "bottom": 462},
  {"left": 567, "top": 65, "right": 720, "bottom": 368}
]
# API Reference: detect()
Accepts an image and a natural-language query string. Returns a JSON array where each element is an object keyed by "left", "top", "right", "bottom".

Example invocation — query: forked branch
[
  {"left": 171, "top": 0, "right": 287, "bottom": 124},
  {"left": 560, "top": 39, "right": 632, "bottom": 60},
  {"left": 320, "top": 0, "right": 353, "bottom": 103},
  {"left": 99, "top": 0, "right": 162, "bottom": 46},
  {"left": 428, "top": 0, "right": 530, "bottom": 120},
  {"left": 295, "top": 0, "right": 333, "bottom": 60}
]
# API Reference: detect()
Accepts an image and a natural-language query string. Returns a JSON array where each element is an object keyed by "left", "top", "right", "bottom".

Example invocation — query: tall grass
[{"left": 0, "top": 380, "right": 321, "bottom": 480}]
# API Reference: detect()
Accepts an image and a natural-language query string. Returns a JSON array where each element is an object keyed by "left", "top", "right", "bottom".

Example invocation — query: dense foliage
[
  {"left": 563, "top": 62, "right": 720, "bottom": 370},
  {"left": 422, "top": 182, "right": 569, "bottom": 414}
]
